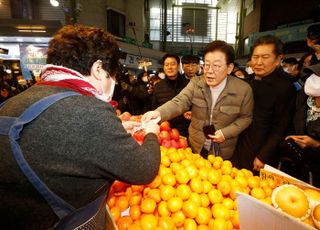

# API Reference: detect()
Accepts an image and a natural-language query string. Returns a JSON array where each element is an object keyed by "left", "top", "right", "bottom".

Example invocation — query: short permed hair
[
  {"left": 203, "top": 40, "right": 235, "bottom": 64},
  {"left": 46, "top": 24, "right": 120, "bottom": 76},
  {"left": 251, "top": 35, "right": 284, "bottom": 57}
]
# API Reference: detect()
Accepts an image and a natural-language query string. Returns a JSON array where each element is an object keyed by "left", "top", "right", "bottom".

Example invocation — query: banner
[{"left": 19, "top": 44, "right": 47, "bottom": 80}]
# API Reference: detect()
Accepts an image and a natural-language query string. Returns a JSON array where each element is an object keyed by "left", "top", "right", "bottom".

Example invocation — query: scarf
[{"left": 38, "top": 65, "right": 118, "bottom": 107}]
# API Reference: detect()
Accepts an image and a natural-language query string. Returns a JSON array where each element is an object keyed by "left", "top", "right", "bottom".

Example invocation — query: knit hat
[{"left": 304, "top": 73, "right": 320, "bottom": 97}]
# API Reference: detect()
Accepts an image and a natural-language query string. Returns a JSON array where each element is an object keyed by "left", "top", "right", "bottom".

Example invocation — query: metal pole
[
  {"left": 162, "top": 0, "right": 167, "bottom": 52},
  {"left": 236, "top": 0, "right": 245, "bottom": 58}
]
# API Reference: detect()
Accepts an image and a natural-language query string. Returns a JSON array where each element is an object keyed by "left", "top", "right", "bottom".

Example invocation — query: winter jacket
[{"left": 156, "top": 75, "right": 254, "bottom": 159}]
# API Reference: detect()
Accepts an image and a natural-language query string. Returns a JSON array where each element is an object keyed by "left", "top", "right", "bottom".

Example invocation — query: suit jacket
[
  {"left": 232, "top": 68, "right": 296, "bottom": 170},
  {"left": 157, "top": 75, "right": 254, "bottom": 159}
]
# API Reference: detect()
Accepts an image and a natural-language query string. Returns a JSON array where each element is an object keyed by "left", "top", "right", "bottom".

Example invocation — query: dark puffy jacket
[{"left": 152, "top": 74, "right": 190, "bottom": 137}]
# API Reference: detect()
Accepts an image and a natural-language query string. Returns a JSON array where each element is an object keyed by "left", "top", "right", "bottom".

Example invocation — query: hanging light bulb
[{"left": 50, "top": 0, "right": 59, "bottom": 7}]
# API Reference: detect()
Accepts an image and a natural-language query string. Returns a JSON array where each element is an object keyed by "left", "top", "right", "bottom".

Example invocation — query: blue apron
[{"left": 0, "top": 92, "right": 107, "bottom": 230}]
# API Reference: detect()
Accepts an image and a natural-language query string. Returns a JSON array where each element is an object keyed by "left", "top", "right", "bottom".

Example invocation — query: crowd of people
[
  {"left": 0, "top": 22, "right": 319, "bottom": 229},
  {"left": 0, "top": 67, "right": 36, "bottom": 103}
]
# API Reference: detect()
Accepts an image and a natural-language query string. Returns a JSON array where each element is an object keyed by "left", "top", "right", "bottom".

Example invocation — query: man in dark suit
[{"left": 232, "top": 35, "right": 296, "bottom": 172}]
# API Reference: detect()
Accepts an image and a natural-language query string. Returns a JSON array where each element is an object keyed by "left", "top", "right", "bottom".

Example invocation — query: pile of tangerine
[{"left": 107, "top": 146, "right": 277, "bottom": 230}]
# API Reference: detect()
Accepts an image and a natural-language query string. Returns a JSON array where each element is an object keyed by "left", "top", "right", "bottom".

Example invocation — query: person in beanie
[{"left": 0, "top": 25, "right": 160, "bottom": 229}]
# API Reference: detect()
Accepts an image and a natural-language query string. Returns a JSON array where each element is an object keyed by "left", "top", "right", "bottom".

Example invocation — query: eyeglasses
[{"left": 203, "top": 63, "right": 227, "bottom": 71}]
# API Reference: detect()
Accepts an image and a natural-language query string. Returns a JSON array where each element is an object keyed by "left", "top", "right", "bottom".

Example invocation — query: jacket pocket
[
  {"left": 220, "top": 106, "right": 240, "bottom": 114},
  {"left": 192, "top": 98, "right": 207, "bottom": 108}
]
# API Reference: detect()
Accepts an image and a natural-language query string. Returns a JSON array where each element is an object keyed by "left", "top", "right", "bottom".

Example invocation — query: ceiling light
[{"left": 50, "top": 0, "right": 59, "bottom": 7}]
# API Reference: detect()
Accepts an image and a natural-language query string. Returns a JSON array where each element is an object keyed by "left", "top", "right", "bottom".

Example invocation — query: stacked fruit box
[{"left": 237, "top": 165, "right": 320, "bottom": 230}]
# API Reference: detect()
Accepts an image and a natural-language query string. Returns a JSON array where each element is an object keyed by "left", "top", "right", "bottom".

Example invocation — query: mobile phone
[{"left": 202, "top": 125, "right": 216, "bottom": 139}]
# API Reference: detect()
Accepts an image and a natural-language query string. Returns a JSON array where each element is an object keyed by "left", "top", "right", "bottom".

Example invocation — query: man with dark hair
[
  {"left": 152, "top": 53, "right": 190, "bottom": 137},
  {"left": 144, "top": 40, "right": 254, "bottom": 159},
  {"left": 232, "top": 35, "right": 296, "bottom": 172},
  {"left": 181, "top": 54, "right": 200, "bottom": 79},
  {"left": 307, "top": 23, "right": 320, "bottom": 65},
  {"left": 282, "top": 57, "right": 299, "bottom": 78}
]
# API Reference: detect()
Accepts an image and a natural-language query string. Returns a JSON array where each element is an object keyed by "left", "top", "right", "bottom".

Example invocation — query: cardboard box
[
  {"left": 105, "top": 204, "right": 118, "bottom": 230},
  {"left": 236, "top": 192, "right": 315, "bottom": 230},
  {"left": 236, "top": 165, "right": 317, "bottom": 230}
]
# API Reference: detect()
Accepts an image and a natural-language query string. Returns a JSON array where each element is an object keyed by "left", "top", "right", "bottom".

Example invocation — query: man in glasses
[{"left": 143, "top": 40, "right": 254, "bottom": 160}]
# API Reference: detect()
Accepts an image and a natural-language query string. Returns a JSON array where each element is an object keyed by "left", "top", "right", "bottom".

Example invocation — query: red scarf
[{"left": 38, "top": 65, "right": 118, "bottom": 107}]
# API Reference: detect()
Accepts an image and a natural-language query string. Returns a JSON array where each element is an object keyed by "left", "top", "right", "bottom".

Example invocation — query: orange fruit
[
  {"left": 251, "top": 187, "right": 266, "bottom": 200},
  {"left": 195, "top": 207, "right": 211, "bottom": 225},
  {"left": 212, "top": 157, "right": 223, "bottom": 169},
  {"left": 158, "top": 216, "right": 175, "bottom": 230},
  {"left": 181, "top": 159, "right": 192, "bottom": 167},
  {"left": 115, "top": 196, "right": 129, "bottom": 212},
  {"left": 162, "top": 173, "right": 176, "bottom": 186},
  {"left": 247, "top": 176, "right": 260, "bottom": 189},
  {"left": 129, "top": 193, "right": 142, "bottom": 206},
  {"left": 175, "top": 168, "right": 191, "bottom": 184},
  {"left": 209, "top": 218, "right": 228, "bottom": 230},
  {"left": 148, "top": 175, "right": 161, "bottom": 189},
  {"left": 146, "top": 188, "right": 161, "bottom": 203},
  {"left": 182, "top": 200, "right": 199, "bottom": 218},
  {"left": 160, "top": 185, "right": 175, "bottom": 201},
  {"left": 167, "top": 197, "right": 183, "bottom": 212},
  {"left": 222, "top": 198, "right": 234, "bottom": 210},
  {"left": 184, "top": 218, "right": 197, "bottom": 230},
  {"left": 185, "top": 165, "right": 198, "bottom": 179},
  {"left": 208, "top": 189, "right": 223, "bottom": 205},
  {"left": 158, "top": 165, "right": 172, "bottom": 177},
  {"left": 230, "top": 185, "right": 243, "bottom": 200},
  {"left": 161, "top": 155, "right": 171, "bottom": 167},
  {"left": 241, "top": 168, "right": 253, "bottom": 178},
  {"left": 168, "top": 151, "right": 181, "bottom": 163},
  {"left": 176, "top": 184, "right": 192, "bottom": 201},
  {"left": 117, "top": 216, "right": 133, "bottom": 230},
  {"left": 131, "top": 185, "right": 145, "bottom": 193},
  {"left": 170, "top": 162, "right": 183, "bottom": 174},
  {"left": 231, "top": 210, "right": 240, "bottom": 228},
  {"left": 313, "top": 204, "right": 320, "bottom": 221},
  {"left": 127, "top": 222, "right": 142, "bottom": 230},
  {"left": 235, "top": 175, "right": 248, "bottom": 188},
  {"left": 158, "top": 201, "right": 171, "bottom": 217},
  {"left": 203, "top": 180, "right": 213, "bottom": 194},
  {"left": 140, "top": 198, "right": 157, "bottom": 214},
  {"left": 263, "top": 186, "right": 273, "bottom": 197},
  {"left": 212, "top": 204, "right": 230, "bottom": 220},
  {"left": 200, "top": 194, "right": 210, "bottom": 208},
  {"left": 171, "top": 210, "right": 186, "bottom": 227},
  {"left": 140, "top": 214, "right": 158, "bottom": 230},
  {"left": 207, "top": 169, "right": 222, "bottom": 185},
  {"left": 110, "top": 205, "right": 121, "bottom": 221},
  {"left": 195, "top": 158, "right": 207, "bottom": 169},
  {"left": 197, "top": 225, "right": 210, "bottom": 230},
  {"left": 130, "top": 205, "right": 141, "bottom": 221},
  {"left": 107, "top": 195, "right": 116, "bottom": 208},
  {"left": 189, "top": 192, "right": 202, "bottom": 207},
  {"left": 198, "top": 167, "right": 210, "bottom": 180},
  {"left": 190, "top": 177, "right": 204, "bottom": 194},
  {"left": 217, "top": 180, "right": 231, "bottom": 196}
]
